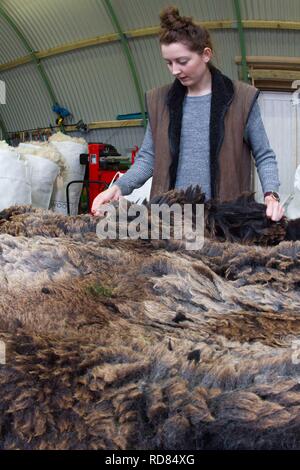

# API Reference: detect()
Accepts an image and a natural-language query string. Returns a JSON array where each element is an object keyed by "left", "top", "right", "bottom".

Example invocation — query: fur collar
[{"left": 166, "top": 66, "right": 235, "bottom": 197}]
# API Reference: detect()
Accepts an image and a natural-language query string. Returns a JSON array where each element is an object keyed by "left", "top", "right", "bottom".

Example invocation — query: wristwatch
[{"left": 264, "top": 191, "right": 280, "bottom": 202}]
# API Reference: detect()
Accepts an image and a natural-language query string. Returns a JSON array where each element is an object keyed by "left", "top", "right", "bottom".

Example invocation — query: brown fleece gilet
[{"left": 147, "top": 78, "right": 259, "bottom": 202}]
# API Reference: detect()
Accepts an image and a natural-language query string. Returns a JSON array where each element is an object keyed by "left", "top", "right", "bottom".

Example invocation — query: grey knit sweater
[{"left": 115, "top": 95, "right": 280, "bottom": 199}]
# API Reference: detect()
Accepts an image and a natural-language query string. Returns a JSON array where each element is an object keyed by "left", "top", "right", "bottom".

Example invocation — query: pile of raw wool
[{"left": 1, "top": 188, "right": 300, "bottom": 450}]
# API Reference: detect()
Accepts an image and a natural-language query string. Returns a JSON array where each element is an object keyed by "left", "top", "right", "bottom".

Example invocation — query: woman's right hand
[{"left": 91, "top": 185, "right": 122, "bottom": 216}]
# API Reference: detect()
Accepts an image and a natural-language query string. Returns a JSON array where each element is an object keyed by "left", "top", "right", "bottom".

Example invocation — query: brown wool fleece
[{"left": 1, "top": 190, "right": 300, "bottom": 449}]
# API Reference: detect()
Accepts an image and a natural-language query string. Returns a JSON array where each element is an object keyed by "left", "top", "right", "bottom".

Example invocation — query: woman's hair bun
[
  {"left": 160, "top": 5, "right": 192, "bottom": 31},
  {"left": 159, "top": 5, "right": 213, "bottom": 54}
]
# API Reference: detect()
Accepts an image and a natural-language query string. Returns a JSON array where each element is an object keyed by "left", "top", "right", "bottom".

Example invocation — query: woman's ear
[{"left": 202, "top": 47, "right": 212, "bottom": 63}]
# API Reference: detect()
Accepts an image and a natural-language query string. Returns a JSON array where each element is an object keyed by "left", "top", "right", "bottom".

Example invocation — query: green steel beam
[
  {"left": 0, "top": 114, "right": 8, "bottom": 141},
  {"left": 0, "top": 2, "right": 58, "bottom": 105},
  {"left": 101, "top": 0, "right": 147, "bottom": 128},
  {"left": 233, "top": 0, "right": 250, "bottom": 82}
]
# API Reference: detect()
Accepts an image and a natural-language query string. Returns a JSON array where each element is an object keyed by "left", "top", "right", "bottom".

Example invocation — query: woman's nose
[{"left": 171, "top": 65, "right": 181, "bottom": 76}]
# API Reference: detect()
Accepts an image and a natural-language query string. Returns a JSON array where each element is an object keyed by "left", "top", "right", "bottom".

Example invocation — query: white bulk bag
[
  {"left": 49, "top": 133, "right": 87, "bottom": 215},
  {"left": 286, "top": 165, "right": 300, "bottom": 219},
  {"left": 0, "top": 149, "right": 31, "bottom": 211},
  {"left": 18, "top": 142, "right": 66, "bottom": 176},
  {"left": 17, "top": 143, "right": 62, "bottom": 210},
  {"left": 0, "top": 140, "right": 10, "bottom": 150},
  {"left": 21, "top": 154, "right": 59, "bottom": 209}
]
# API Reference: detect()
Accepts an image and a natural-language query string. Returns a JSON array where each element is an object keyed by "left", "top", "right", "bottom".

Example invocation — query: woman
[{"left": 92, "top": 6, "right": 284, "bottom": 221}]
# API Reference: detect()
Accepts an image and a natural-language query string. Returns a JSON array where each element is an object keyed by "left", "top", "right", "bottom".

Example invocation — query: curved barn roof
[{"left": 0, "top": 0, "right": 299, "bottom": 147}]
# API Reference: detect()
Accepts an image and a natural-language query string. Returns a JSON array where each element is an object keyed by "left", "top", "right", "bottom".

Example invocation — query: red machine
[{"left": 79, "top": 143, "right": 138, "bottom": 213}]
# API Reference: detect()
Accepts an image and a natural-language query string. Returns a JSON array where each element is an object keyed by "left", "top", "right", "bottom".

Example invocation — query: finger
[
  {"left": 92, "top": 201, "right": 103, "bottom": 215},
  {"left": 94, "top": 209, "right": 104, "bottom": 217},
  {"left": 270, "top": 207, "right": 280, "bottom": 221},
  {"left": 270, "top": 205, "right": 284, "bottom": 221},
  {"left": 92, "top": 197, "right": 105, "bottom": 212},
  {"left": 266, "top": 201, "right": 275, "bottom": 218},
  {"left": 91, "top": 200, "right": 99, "bottom": 212},
  {"left": 276, "top": 207, "right": 285, "bottom": 221}
]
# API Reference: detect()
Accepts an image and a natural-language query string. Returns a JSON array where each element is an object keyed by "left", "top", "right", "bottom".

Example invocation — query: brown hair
[{"left": 159, "top": 5, "right": 213, "bottom": 54}]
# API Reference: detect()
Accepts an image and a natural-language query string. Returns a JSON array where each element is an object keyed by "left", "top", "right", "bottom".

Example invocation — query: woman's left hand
[{"left": 265, "top": 195, "right": 285, "bottom": 221}]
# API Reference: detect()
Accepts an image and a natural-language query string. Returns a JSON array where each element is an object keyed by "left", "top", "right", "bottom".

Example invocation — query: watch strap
[{"left": 264, "top": 191, "right": 280, "bottom": 202}]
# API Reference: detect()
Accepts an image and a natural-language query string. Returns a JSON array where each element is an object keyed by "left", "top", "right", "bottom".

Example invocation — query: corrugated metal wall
[
  {"left": 240, "top": 0, "right": 300, "bottom": 20},
  {"left": 243, "top": 30, "right": 300, "bottom": 56},
  {"left": 43, "top": 44, "right": 140, "bottom": 122},
  {"left": 0, "top": 0, "right": 299, "bottom": 158},
  {"left": 0, "top": 15, "right": 27, "bottom": 63},
  {"left": 70, "top": 126, "right": 145, "bottom": 154},
  {"left": 1, "top": 0, "right": 113, "bottom": 49},
  {"left": 0, "top": 63, "right": 52, "bottom": 131},
  {"left": 110, "top": 0, "right": 235, "bottom": 29}
]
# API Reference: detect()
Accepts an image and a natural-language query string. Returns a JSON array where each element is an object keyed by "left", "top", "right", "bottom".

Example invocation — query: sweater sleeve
[
  {"left": 113, "top": 122, "right": 154, "bottom": 195},
  {"left": 244, "top": 100, "right": 280, "bottom": 194}
]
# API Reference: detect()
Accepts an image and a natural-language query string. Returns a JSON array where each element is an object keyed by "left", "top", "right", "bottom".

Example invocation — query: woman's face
[{"left": 161, "top": 42, "right": 212, "bottom": 89}]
